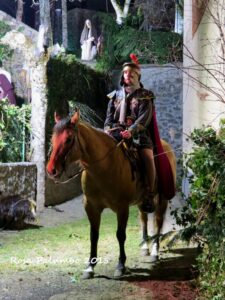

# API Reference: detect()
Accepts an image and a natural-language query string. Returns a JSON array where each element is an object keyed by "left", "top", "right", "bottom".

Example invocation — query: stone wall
[
  {"left": 0, "top": 11, "right": 38, "bottom": 103},
  {"left": 45, "top": 174, "right": 82, "bottom": 206},
  {"left": 0, "top": 163, "right": 37, "bottom": 200},
  {"left": 112, "top": 64, "right": 183, "bottom": 164}
]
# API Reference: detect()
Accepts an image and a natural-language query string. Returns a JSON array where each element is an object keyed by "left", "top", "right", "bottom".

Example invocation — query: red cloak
[{"left": 150, "top": 109, "right": 176, "bottom": 199}]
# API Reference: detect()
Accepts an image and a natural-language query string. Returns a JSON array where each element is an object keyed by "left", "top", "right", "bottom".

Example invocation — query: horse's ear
[
  {"left": 71, "top": 110, "right": 80, "bottom": 125},
  {"left": 54, "top": 112, "right": 61, "bottom": 123}
]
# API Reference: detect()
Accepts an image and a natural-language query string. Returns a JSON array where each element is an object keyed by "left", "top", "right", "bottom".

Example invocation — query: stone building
[{"left": 183, "top": 0, "right": 225, "bottom": 152}]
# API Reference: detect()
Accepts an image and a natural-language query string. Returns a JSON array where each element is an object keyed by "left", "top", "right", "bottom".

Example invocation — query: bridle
[{"left": 48, "top": 123, "right": 123, "bottom": 184}]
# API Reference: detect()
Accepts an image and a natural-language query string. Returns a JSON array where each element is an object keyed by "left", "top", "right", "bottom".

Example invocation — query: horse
[{"left": 46, "top": 111, "right": 176, "bottom": 279}]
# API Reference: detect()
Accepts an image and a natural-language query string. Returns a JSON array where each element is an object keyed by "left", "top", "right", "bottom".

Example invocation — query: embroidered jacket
[{"left": 104, "top": 87, "right": 155, "bottom": 148}]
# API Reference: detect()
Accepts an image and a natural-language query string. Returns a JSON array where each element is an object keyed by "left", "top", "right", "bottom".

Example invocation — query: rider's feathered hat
[{"left": 120, "top": 53, "right": 141, "bottom": 85}]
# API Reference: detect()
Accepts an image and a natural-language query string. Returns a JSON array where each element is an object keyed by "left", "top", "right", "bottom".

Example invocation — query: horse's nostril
[{"left": 52, "top": 169, "right": 57, "bottom": 176}]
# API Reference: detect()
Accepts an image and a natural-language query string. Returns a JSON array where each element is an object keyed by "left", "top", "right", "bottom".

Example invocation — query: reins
[
  {"left": 54, "top": 167, "right": 84, "bottom": 184},
  {"left": 53, "top": 130, "right": 84, "bottom": 185},
  {"left": 49, "top": 121, "right": 175, "bottom": 185},
  {"left": 52, "top": 125, "right": 124, "bottom": 185},
  {"left": 76, "top": 127, "right": 123, "bottom": 165}
]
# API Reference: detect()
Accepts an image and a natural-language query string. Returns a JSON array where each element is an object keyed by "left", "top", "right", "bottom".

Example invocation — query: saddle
[
  {"left": 108, "top": 127, "right": 142, "bottom": 181},
  {"left": 107, "top": 114, "right": 176, "bottom": 201}
]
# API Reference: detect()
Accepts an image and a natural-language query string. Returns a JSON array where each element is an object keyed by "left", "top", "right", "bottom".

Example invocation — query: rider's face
[{"left": 123, "top": 67, "right": 139, "bottom": 86}]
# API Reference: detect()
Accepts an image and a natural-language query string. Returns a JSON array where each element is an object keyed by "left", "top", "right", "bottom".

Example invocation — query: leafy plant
[
  {"left": 124, "top": 8, "right": 144, "bottom": 30},
  {"left": 0, "top": 99, "right": 31, "bottom": 162},
  {"left": 95, "top": 14, "right": 182, "bottom": 72},
  {"left": 0, "top": 21, "right": 12, "bottom": 63},
  {"left": 46, "top": 54, "right": 108, "bottom": 154},
  {"left": 172, "top": 124, "right": 225, "bottom": 299}
]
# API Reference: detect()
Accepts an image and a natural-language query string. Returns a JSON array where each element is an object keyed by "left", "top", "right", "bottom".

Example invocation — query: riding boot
[
  {"left": 139, "top": 149, "right": 156, "bottom": 213},
  {"left": 141, "top": 188, "right": 155, "bottom": 213}
]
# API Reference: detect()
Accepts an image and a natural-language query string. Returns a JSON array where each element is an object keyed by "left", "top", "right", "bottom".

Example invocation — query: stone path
[{"left": 37, "top": 195, "right": 85, "bottom": 227}]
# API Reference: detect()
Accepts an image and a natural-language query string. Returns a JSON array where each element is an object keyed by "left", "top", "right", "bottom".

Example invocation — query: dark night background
[{"left": 0, "top": 0, "right": 119, "bottom": 29}]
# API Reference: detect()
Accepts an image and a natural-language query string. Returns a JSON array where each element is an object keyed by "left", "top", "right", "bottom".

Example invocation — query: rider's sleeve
[
  {"left": 128, "top": 97, "right": 153, "bottom": 135},
  {"left": 104, "top": 98, "right": 115, "bottom": 130}
]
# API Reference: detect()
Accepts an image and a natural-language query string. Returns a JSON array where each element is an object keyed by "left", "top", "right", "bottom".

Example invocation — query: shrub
[
  {"left": 0, "top": 21, "right": 12, "bottom": 63},
  {"left": 0, "top": 99, "right": 31, "bottom": 162},
  {"left": 173, "top": 124, "right": 225, "bottom": 299},
  {"left": 95, "top": 14, "right": 182, "bottom": 72},
  {"left": 46, "top": 54, "right": 108, "bottom": 153}
]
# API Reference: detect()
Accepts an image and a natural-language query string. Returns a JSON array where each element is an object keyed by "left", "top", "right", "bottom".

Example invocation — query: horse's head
[{"left": 46, "top": 111, "right": 80, "bottom": 179}]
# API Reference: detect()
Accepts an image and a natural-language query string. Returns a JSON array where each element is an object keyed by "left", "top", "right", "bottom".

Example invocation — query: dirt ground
[
  {"left": 0, "top": 195, "right": 200, "bottom": 300},
  {"left": 0, "top": 257, "right": 199, "bottom": 300}
]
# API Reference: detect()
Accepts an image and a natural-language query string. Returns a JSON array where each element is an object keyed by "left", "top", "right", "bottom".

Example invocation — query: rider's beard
[{"left": 124, "top": 82, "right": 140, "bottom": 94}]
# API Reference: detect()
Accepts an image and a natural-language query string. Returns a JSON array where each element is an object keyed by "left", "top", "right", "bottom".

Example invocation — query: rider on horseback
[{"left": 104, "top": 54, "right": 157, "bottom": 213}]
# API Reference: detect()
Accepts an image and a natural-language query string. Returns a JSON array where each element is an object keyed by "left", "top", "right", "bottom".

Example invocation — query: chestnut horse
[{"left": 47, "top": 111, "right": 176, "bottom": 279}]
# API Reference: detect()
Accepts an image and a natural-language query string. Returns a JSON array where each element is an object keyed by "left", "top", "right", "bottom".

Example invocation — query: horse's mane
[
  {"left": 53, "top": 118, "right": 117, "bottom": 145},
  {"left": 79, "top": 121, "right": 117, "bottom": 145}
]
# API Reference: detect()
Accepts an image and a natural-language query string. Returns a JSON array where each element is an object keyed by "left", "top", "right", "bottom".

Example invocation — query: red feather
[{"left": 130, "top": 53, "right": 139, "bottom": 65}]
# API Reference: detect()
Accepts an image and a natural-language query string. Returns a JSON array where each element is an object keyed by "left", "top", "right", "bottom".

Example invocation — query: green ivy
[
  {"left": 173, "top": 124, "right": 225, "bottom": 299},
  {"left": 46, "top": 54, "right": 108, "bottom": 154},
  {"left": 0, "top": 21, "right": 12, "bottom": 63},
  {"left": 0, "top": 99, "right": 31, "bottom": 162}
]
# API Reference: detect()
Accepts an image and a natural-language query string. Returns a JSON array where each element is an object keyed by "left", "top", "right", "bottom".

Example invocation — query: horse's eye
[{"left": 66, "top": 137, "right": 72, "bottom": 144}]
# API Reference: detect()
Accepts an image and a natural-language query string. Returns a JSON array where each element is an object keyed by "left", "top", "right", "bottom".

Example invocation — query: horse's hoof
[
  {"left": 141, "top": 248, "right": 150, "bottom": 256},
  {"left": 114, "top": 267, "right": 126, "bottom": 278},
  {"left": 81, "top": 271, "right": 94, "bottom": 280},
  {"left": 149, "top": 255, "right": 158, "bottom": 263}
]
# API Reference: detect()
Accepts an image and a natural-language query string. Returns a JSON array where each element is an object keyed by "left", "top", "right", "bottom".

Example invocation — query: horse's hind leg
[
  {"left": 82, "top": 201, "right": 102, "bottom": 279},
  {"left": 138, "top": 208, "right": 150, "bottom": 256},
  {"left": 114, "top": 207, "right": 129, "bottom": 278},
  {"left": 150, "top": 194, "right": 168, "bottom": 262}
]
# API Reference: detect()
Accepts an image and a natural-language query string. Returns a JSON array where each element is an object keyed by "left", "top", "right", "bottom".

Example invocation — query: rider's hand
[
  {"left": 104, "top": 126, "right": 111, "bottom": 135},
  {"left": 120, "top": 130, "right": 132, "bottom": 139}
]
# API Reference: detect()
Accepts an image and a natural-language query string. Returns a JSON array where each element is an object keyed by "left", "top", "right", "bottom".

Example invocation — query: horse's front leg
[
  {"left": 114, "top": 207, "right": 129, "bottom": 278},
  {"left": 138, "top": 208, "right": 150, "bottom": 256},
  {"left": 82, "top": 200, "right": 102, "bottom": 279}
]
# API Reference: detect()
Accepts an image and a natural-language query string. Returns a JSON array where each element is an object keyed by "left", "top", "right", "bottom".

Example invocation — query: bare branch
[
  {"left": 183, "top": 45, "right": 225, "bottom": 95},
  {"left": 174, "top": 62, "right": 225, "bottom": 104}
]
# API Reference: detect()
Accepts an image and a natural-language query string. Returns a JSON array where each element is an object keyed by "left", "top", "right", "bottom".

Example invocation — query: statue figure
[{"left": 80, "top": 19, "right": 97, "bottom": 61}]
